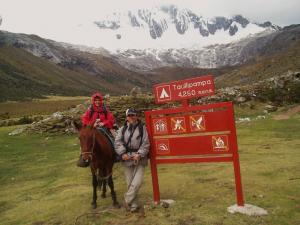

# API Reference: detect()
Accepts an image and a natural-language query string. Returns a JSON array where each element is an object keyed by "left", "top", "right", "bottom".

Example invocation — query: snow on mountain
[
  {"left": 86, "top": 5, "right": 279, "bottom": 51},
  {"left": 0, "top": 5, "right": 281, "bottom": 72},
  {"left": 73, "top": 5, "right": 279, "bottom": 72},
  {"left": 111, "top": 28, "right": 277, "bottom": 72}
]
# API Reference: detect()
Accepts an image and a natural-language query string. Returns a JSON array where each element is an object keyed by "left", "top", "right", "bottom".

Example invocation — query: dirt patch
[{"left": 273, "top": 105, "right": 300, "bottom": 120}]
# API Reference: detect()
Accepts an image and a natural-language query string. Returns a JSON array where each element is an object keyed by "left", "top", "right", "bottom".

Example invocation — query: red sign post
[{"left": 145, "top": 75, "right": 244, "bottom": 206}]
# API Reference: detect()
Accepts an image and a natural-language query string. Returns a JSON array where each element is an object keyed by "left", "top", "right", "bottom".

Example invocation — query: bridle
[
  {"left": 81, "top": 131, "right": 96, "bottom": 161},
  {"left": 80, "top": 128, "right": 113, "bottom": 180}
]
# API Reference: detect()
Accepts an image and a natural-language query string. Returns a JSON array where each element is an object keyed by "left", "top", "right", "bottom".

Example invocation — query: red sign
[
  {"left": 189, "top": 114, "right": 206, "bottom": 132},
  {"left": 155, "top": 139, "right": 170, "bottom": 154},
  {"left": 145, "top": 101, "right": 244, "bottom": 206},
  {"left": 212, "top": 135, "right": 229, "bottom": 151},
  {"left": 154, "top": 75, "right": 215, "bottom": 104},
  {"left": 148, "top": 103, "right": 236, "bottom": 156},
  {"left": 152, "top": 118, "right": 168, "bottom": 135},
  {"left": 170, "top": 116, "right": 186, "bottom": 134}
]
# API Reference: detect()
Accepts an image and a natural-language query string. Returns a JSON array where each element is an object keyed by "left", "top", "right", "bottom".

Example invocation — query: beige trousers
[{"left": 123, "top": 164, "right": 145, "bottom": 208}]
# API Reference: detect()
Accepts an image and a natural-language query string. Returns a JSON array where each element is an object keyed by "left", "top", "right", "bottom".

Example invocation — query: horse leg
[
  {"left": 91, "top": 173, "right": 98, "bottom": 209},
  {"left": 101, "top": 179, "right": 107, "bottom": 198},
  {"left": 107, "top": 175, "right": 120, "bottom": 208}
]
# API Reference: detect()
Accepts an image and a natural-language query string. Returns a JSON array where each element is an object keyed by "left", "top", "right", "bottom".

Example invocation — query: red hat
[{"left": 91, "top": 92, "right": 103, "bottom": 104}]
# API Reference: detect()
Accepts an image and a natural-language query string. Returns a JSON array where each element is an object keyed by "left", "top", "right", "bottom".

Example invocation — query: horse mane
[{"left": 83, "top": 124, "right": 93, "bottom": 129}]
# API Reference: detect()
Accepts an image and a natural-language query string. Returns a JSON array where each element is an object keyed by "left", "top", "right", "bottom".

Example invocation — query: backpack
[
  {"left": 121, "top": 119, "right": 144, "bottom": 152},
  {"left": 89, "top": 104, "right": 108, "bottom": 119}
]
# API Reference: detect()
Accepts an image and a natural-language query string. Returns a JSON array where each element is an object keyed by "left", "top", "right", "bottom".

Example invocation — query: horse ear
[{"left": 73, "top": 120, "right": 82, "bottom": 131}]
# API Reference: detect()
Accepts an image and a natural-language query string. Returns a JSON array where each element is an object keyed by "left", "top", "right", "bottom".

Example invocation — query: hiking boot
[
  {"left": 76, "top": 155, "right": 90, "bottom": 167},
  {"left": 130, "top": 205, "right": 140, "bottom": 213},
  {"left": 123, "top": 201, "right": 131, "bottom": 211}
]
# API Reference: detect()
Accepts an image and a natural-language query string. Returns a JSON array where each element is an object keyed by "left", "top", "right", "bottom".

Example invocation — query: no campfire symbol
[
  {"left": 171, "top": 116, "right": 186, "bottom": 133},
  {"left": 152, "top": 118, "right": 168, "bottom": 135},
  {"left": 189, "top": 115, "right": 206, "bottom": 132},
  {"left": 212, "top": 135, "right": 229, "bottom": 151}
]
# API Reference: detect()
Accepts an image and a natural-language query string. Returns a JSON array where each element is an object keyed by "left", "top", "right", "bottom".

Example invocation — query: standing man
[{"left": 114, "top": 108, "right": 150, "bottom": 213}]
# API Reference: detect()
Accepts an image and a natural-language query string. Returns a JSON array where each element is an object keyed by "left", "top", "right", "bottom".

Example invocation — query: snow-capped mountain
[
  {"left": 0, "top": 5, "right": 282, "bottom": 73},
  {"left": 90, "top": 5, "right": 279, "bottom": 51},
  {"left": 73, "top": 5, "right": 279, "bottom": 72},
  {"left": 111, "top": 29, "right": 278, "bottom": 72}
]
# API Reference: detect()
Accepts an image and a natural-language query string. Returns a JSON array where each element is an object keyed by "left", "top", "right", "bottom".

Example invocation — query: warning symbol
[
  {"left": 153, "top": 118, "right": 168, "bottom": 135},
  {"left": 189, "top": 115, "right": 206, "bottom": 132},
  {"left": 156, "top": 85, "right": 171, "bottom": 102},
  {"left": 212, "top": 135, "right": 229, "bottom": 151},
  {"left": 171, "top": 116, "right": 186, "bottom": 133},
  {"left": 155, "top": 139, "right": 170, "bottom": 154}
]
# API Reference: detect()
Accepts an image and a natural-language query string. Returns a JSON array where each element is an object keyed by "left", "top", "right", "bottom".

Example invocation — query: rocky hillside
[
  {"left": 8, "top": 70, "right": 299, "bottom": 136},
  {"left": 215, "top": 27, "right": 300, "bottom": 88},
  {"left": 1, "top": 24, "right": 299, "bottom": 102},
  {"left": 112, "top": 25, "right": 299, "bottom": 72},
  {"left": 0, "top": 31, "right": 152, "bottom": 101}
]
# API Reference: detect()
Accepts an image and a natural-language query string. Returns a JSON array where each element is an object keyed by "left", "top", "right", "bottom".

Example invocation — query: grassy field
[
  {"left": 0, "top": 111, "right": 299, "bottom": 225},
  {"left": 0, "top": 96, "right": 89, "bottom": 119}
]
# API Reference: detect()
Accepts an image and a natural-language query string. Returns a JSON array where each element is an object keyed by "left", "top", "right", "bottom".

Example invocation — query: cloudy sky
[
  {"left": 1, "top": 0, "right": 299, "bottom": 27},
  {"left": 0, "top": 0, "right": 299, "bottom": 49}
]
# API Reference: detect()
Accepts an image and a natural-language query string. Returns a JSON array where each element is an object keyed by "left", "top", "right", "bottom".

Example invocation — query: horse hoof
[
  {"left": 91, "top": 202, "right": 97, "bottom": 209},
  {"left": 113, "top": 202, "right": 121, "bottom": 208}
]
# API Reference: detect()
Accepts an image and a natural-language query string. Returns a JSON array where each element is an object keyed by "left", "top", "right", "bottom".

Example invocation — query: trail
[{"left": 273, "top": 104, "right": 300, "bottom": 120}]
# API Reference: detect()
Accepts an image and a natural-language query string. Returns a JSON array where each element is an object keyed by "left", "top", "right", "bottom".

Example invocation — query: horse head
[{"left": 73, "top": 121, "right": 96, "bottom": 162}]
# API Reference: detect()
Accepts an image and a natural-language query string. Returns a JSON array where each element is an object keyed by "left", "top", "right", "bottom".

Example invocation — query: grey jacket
[{"left": 114, "top": 121, "right": 150, "bottom": 166}]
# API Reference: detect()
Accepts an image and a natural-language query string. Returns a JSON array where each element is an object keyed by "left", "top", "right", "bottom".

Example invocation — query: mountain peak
[{"left": 91, "top": 5, "right": 279, "bottom": 50}]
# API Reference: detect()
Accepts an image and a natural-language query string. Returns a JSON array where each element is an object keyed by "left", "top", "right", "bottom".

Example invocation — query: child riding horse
[{"left": 74, "top": 121, "right": 120, "bottom": 209}]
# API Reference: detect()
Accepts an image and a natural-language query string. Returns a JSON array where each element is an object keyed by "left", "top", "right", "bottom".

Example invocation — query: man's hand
[
  {"left": 122, "top": 153, "right": 130, "bottom": 161},
  {"left": 132, "top": 153, "right": 141, "bottom": 161}
]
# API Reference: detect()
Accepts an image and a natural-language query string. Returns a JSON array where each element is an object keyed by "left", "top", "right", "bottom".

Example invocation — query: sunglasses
[{"left": 127, "top": 114, "right": 137, "bottom": 117}]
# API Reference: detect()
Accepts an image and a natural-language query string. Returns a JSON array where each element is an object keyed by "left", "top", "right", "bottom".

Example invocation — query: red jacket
[{"left": 81, "top": 92, "right": 115, "bottom": 129}]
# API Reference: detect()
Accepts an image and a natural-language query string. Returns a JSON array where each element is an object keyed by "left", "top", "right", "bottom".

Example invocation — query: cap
[{"left": 126, "top": 108, "right": 138, "bottom": 116}]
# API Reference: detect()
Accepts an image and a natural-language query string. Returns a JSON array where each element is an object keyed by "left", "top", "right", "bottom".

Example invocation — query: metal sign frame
[{"left": 145, "top": 101, "right": 244, "bottom": 206}]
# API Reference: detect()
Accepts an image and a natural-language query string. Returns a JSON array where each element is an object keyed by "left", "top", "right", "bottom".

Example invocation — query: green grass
[
  {"left": 0, "top": 96, "right": 89, "bottom": 119},
  {"left": 0, "top": 113, "right": 300, "bottom": 225}
]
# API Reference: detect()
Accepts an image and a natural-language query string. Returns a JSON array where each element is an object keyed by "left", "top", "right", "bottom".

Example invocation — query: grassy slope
[
  {"left": 0, "top": 46, "right": 148, "bottom": 101},
  {"left": 215, "top": 40, "right": 300, "bottom": 88},
  {"left": 0, "top": 46, "right": 95, "bottom": 99},
  {"left": 0, "top": 96, "right": 89, "bottom": 119},
  {"left": 0, "top": 110, "right": 299, "bottom": 225}
]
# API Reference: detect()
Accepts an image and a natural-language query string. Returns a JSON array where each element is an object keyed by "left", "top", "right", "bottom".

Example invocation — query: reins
[
  {"left": 81, "top": 131, "right": 96, "bottom": 161},
  {"left": 82, "top": 129, "right": 113, "bottom": 180}
]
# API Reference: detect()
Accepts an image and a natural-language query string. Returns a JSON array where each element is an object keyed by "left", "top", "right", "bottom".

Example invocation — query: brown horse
[{"left": 74, "top": 122, "right": 119, "bottom": 209}]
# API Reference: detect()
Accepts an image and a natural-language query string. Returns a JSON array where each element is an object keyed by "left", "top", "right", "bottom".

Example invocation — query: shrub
[{"left": 18, "top": 116, "right": 33, "bottom": 125}]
